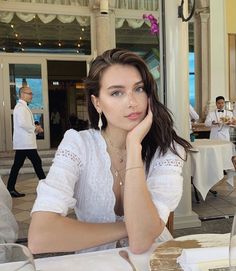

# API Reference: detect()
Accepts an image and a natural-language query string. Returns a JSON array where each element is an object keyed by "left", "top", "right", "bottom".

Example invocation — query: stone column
[
  {"left": 199, "top": 13, "right": 210, "bottom": 118},
  {"left": 95, "top": 14, "right": 110, "bottom": 55},
  {"left": 208, "top": 0, "right": 228, "bottom": 111},
  {"left": 164, "top": 0, "right": 201, "bottom": 229},
  {"left": 94, "top": 9, "right": 116, "bottom": 55}
]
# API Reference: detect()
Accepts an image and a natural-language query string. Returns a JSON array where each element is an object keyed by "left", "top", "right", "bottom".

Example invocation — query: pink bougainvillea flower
[{"left": 143, "top": 13, "right": 159, "bottom": 35}]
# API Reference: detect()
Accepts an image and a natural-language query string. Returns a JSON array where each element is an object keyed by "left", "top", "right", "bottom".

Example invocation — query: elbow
[
  {"left": 28, "top": 212, "right": 58, "bottom": 254},
  {"left": 28, "top": 226, "right": 50, "bottom": 254},
  {"left": 128, "top": 232, "right": 156, "bottom": 254},
  {"left": 28, "top": 235, "right": 43, "bottom": 254},
  {"left": 128, "top": 223, "right": 165, "bottom": 254},
  {"left": 129, "top": 239, "right": 154, "bottom": 254}
]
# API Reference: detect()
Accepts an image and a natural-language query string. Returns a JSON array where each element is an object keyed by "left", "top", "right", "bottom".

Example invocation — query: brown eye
[
  {"left": 135, "top": 86, "right": 145, "bottom": 93},
  {"left": 111, "top": 90, "right": 123, "bottom": 97}
]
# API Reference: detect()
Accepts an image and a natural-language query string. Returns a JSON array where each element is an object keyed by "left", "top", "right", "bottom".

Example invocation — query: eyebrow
[{"left": 107, "top": 80, "right": 144, "bottom": 90}]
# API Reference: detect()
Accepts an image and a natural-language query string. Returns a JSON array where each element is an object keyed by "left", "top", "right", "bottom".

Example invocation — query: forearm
[
  {"left": 124, "top": 145, "right": 164, "bottom": 254},
  {"left": 28, "top": 212, "right": 127, "bottom": 254}
]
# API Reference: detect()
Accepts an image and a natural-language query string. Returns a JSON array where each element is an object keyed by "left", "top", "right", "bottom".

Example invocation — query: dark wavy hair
[{"left": 85, "top": 48, "right": 191, "bottom": 171}]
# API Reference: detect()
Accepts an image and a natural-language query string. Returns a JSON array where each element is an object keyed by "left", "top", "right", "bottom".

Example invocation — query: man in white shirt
[
  {"left": 189, "top": 104, "right": 199, "bottom": 135},
  {"left": 7, "top": 86, "right": 46, "bottom": 197},
  {"left": 205, "top": 96, "right": 233, "bottom": 141},
  {"left": 0, "top": 176, "right": 18, "bottom": 243}
]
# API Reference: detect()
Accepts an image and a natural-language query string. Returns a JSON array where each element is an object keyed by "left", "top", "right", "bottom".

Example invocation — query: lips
[{"left": 126, "top": 112, "right": 142, "bottom": 120}]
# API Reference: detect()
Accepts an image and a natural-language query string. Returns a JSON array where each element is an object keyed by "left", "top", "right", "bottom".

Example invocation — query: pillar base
[{"left": 174, "top": 211, "right": 201, "bottom": 229}]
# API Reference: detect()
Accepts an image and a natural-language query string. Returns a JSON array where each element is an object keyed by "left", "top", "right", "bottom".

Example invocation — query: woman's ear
[{"left": 91, "top": 95, "right": 101, "bottom": 113}]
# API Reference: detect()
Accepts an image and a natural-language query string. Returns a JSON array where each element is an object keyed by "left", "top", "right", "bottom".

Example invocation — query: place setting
[{"left": 149, "top": 214, "right": 236, "bottom": 271}]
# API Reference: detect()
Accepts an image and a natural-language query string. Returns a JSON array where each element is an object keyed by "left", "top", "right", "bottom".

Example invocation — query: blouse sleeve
[
  {"left": 31, "top": 129, "right": 84, "bottom": 216},
  {"left": 147, "top": 146, "right": 185, "bottom": 224}
]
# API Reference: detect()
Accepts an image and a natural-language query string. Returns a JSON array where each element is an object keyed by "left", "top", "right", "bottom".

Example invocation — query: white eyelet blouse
[{"left": 32, "top": 129, "right": 185, "bottom": 252}]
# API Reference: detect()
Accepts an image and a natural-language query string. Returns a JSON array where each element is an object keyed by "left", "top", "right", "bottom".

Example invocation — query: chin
[{"left": 126, "top": 121, "right": 141, "bottom": 131}]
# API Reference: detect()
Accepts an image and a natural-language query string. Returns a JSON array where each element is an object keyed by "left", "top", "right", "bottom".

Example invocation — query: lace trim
[
  {"left": 56, "top": 148, "right": 83, "bottom": 169},
  {"left": 153, "top": 158, "right": 183, "bottom": 169}
]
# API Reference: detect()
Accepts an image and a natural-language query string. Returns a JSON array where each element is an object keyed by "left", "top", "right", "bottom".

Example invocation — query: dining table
[
  {"left": 190, "top": 139, "right": 235, "bottom": 200},
  {"left": 34, "top": 244, "right": 159, "bottom": 271},
  {"left": 0, "top": 234, "right": 230, "bottom": 270},
  {"left": 32, "top": 233, "right": 230, "bottom": 271}
]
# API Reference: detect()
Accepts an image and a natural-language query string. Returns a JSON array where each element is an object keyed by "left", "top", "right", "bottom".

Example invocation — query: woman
[{"left": 28, "top": 49, "right": 191, "bottom": 254}]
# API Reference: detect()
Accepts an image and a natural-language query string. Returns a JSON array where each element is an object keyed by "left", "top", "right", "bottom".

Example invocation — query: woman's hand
[{"left": 126, "top": 100, "right": 153, "bottom": 146}]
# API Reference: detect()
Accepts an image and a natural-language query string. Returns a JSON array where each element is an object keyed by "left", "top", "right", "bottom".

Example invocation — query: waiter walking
[{"left": 7, "top": 86, "right": 46, "bottom": 197}]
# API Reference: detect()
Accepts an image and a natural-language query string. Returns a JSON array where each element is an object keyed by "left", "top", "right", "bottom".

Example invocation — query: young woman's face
[{"left": 92, "top": 64, "right": 148, "bottom": 131}]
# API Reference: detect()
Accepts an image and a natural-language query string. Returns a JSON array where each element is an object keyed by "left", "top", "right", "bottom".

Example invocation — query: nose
[{"left": 127, "top": 92, "right": 138, "bottom": 107}]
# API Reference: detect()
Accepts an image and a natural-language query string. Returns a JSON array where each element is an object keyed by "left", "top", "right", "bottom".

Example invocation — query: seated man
[{"left": 0, "top": 176, "right": 18, "bottom": 243}]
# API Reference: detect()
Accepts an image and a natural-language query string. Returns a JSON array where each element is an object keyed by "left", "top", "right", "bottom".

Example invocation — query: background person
[
  {"left": 29, "top": 48, "right": 191, "bottom": 255},
  {"left": 205, "top": 96, "right": 233, "bottom": 141},
  {"left": 189, "top": 104, "right": 199, "bottom": 141},
  {"left": 7, "top": 86, "right": 46, "bottom": 198}
]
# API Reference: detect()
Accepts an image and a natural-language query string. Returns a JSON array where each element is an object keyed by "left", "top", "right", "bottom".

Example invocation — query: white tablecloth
[
  {"left": 34, "top": 244, "right": 159, "bottom": 271},
  {"left": 190, "top": 139, "right": 234, "bottom": 200}
]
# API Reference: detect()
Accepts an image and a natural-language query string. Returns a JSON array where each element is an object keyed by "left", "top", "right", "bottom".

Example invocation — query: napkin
[{"left": 176, "top": 246, "right": 229, "bottom": 271}]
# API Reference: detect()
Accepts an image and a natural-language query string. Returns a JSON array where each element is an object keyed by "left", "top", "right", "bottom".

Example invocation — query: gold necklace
[
  {"left": 112, "top": 167, "right": 125, "bottom": 186},
  {"left": 103, "top": 131, "right": 126, "bottom": 186},
  {"left": 103, "top": 132, "right": 126, "bottom": 163}
]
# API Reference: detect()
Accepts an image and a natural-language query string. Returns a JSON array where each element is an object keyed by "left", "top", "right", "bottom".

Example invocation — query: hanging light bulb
[
  {"left": 18, "top": 41, "right": 22, "bottom": 45},
  {"left": 58, "top": 42, "right": 62, "bottom": 47},
  {"left": 77, "top": 43, "right": 80, "bottom": 47},
  {"left": 15, "top": 33, "right": 18, "bottom": 37},
  {"left": 38, "top": 42, "right": 42, "bottom": 46},
  {"left": 81, "top": 28, "right": 84, "bottom": 32},
  {"left": 10, "top": 24, "right": 14, "bottom": 28}
]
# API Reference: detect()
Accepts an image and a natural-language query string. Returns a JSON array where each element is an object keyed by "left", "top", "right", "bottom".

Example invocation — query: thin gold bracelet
[{"left": 125, "top": 166, "right": 143, "bottom": 172}]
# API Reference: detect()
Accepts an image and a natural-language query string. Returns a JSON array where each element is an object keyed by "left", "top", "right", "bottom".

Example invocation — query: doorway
[
  {"left": 1, "top": 56, "right": 49, "bottom": 151},
  {"left": 47, "top": 60, "right": 87, "bottom": 148}
]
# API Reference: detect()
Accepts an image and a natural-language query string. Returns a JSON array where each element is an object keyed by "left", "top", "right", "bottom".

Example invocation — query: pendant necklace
[
  {"left": 103, "top": 131, "right": 126, "bottom": 186},
  {"left": 113, "top": 167, "right": 125, "bottom": 186},
  {"left": 103, "top": 132, "right": 126, "bottom": 163}
]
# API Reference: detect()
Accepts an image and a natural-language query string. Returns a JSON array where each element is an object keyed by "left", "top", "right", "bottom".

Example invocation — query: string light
[
  {"left": 58, "top": 42, "right": 61, "bottom": 47},
  {"left": 10, "top": 24, "right": 14, "bottom": 28},
  {"left": 38, "top": 42, "right": 42, "bottom": 46},
  {"left": 77, "top": 43, "right": 80, "bottom": 47},
  {"left": 21, "top": 48, "right": 24, "bottom": 51},
  {"left": 18, "top": 41, "right": 22, "bottom": 45},
  {"left": 79, "top": 37, "right": 82, "bottom": 40},
  {"left": 81, "top": 28, "right": 84, "bottom": 31},
  {"left": 15, "top": 33, "right": 18, "bottom": 37},
  {"left": 3, "top": 47, "right": 5, "bottom": 51}
]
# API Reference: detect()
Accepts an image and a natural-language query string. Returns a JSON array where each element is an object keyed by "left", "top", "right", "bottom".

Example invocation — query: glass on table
[
  {"left": 0, "top": 243, "right": 36, "bottom": 271},
  {"left": 230, "top": 213, "right": 236, "bottom": 270}
]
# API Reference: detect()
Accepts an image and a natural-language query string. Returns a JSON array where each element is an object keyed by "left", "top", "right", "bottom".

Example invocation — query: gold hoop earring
[{"left": 98, "top": 112, "right": 103, "bottom": 131}]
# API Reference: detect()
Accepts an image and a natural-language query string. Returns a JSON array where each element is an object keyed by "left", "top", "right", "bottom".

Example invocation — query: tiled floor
[{"left": 2, "top": 173, "right": 236, "bottom": 241}]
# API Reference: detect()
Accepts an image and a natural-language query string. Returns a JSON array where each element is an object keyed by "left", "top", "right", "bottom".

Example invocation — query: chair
[
  {"left": 232, "top": 156, "right": 236, "bottom": 170},
  {"left": 224, "top": 156, "right": 236, "bottom": 187},
  {"left": 166, "top": 211, "right": 174, "bottom": 235}
]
